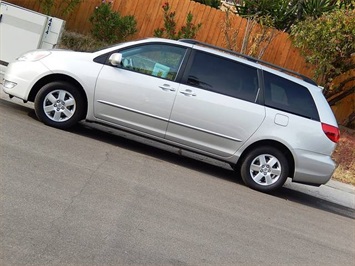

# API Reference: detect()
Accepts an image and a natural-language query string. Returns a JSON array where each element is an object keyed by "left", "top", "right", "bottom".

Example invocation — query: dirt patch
[{"left": 332, "top": 126, "right": 355, "bottom": 186}]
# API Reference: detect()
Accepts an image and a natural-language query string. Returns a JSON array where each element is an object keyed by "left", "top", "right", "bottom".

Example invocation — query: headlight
[{"left": 17, "top": 51, "right": 51, "bottom": 62}]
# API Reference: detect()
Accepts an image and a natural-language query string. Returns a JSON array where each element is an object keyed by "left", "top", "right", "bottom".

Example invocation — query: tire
[
  {"left": 240, "top": 146, "right": 289, "bottom": 192},
  {"left": 34, "top": 81, "right": 85, "bottom": 129}
]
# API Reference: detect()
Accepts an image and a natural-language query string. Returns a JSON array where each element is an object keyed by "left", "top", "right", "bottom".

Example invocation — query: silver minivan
[{"left": 2, "top": 38, "right": 340, "bottom": 192}]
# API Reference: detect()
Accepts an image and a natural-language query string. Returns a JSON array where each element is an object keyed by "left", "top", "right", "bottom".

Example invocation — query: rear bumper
[{"left": 292, "top": 149, "right": 336, "bottom": 186}]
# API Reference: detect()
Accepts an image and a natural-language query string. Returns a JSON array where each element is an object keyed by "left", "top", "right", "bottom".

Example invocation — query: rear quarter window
[{"left": 264, "top": 72, "right": 320, "bottom": 121}]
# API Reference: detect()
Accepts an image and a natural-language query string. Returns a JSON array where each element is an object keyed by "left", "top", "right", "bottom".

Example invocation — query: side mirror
[{"left": 109, "top": 53, "right": 122, "bottom": 66}]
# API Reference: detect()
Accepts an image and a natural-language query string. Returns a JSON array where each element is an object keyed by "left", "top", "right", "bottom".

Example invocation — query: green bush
[
  {"left": 59, "top": 31, "right": 108, "bottom": 52},
  {"left": 89, "top": 0, "right": 137, "bottom": 44},
  {"left": 154, "top": 2, "right": 202, "bottom": 40},
  {"left": 38, "top": 0, "right": 82, "bottom": 17},
  {"left": 291, "top": 8, "right": 355, "bottom": 87}
]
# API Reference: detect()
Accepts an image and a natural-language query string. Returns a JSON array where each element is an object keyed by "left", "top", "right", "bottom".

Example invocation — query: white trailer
[{"left": 0, "top": 1, "right": 65, "bottom": 79}]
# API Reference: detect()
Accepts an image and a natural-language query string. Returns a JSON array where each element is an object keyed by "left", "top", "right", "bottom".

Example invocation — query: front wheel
[
  {"left": 34, "top": 81, "right": 85, "bottom": 129},
  {"left": 240, "top": 146, "right": 289, "bottom": 192}
]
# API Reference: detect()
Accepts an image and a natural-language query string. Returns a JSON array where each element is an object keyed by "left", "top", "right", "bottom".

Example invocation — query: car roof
[{"left": 95, "top": 38, "right": 318, "bottom": 87}]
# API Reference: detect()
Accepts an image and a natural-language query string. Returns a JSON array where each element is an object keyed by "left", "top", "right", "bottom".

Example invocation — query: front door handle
[
  {"left": 159, "top": 84, "right": 176, "bottom": 92},
  {"left": 180, "top": 89, "right": 196, "bottom": 97}
]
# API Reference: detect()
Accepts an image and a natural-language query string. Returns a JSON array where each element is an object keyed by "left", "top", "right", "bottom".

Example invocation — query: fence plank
[
  {"left": 176, "top": 0, "right": 191, "bottom": 33},
  {"left": 205, "top": 5, "right": 220, "bottom": 44},
  {"left": 139, "top": 0, "right": 159, "bottom": 38}
]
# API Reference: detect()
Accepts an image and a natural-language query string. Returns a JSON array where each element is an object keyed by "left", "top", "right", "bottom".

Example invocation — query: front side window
[
  {"left": 185, "top": 51, "right": 259, "bottom": 102},
  {"left": 264, "top": 72, "right": 319, "bottom": 120},
  {"left": 118, "top": 44, "right": 187, "bottom": 81}
]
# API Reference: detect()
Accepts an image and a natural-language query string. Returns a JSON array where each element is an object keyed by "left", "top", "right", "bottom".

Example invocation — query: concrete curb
[{"left": 284, "top": 179, "right": 355, "bottom": 210}]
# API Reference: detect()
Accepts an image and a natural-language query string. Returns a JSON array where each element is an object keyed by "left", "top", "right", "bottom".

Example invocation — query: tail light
[{"left": 322, "top": 123, "right": 340, "bottom": 143}]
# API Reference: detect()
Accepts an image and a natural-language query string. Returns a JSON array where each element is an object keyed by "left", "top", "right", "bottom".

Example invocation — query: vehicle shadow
[
  {"left": 63, "top": 121, "right": 355, "bottom": 220},
  {"left": 274, "top": 187, "right": 355, "bottom": 219},
  {"left": 15, "top": 102, "right": 353, "bottom": 220}
]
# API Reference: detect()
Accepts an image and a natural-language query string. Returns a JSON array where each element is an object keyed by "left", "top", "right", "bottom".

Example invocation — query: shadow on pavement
[
  {"left": 70, "top": 122, "right": 355, "bottom": 220},
  {"left": 274, "top": 187, "right": 355, "bottom": 219},
  {"left": 4, "top": 100, "right": 352, "bottom": 220}
]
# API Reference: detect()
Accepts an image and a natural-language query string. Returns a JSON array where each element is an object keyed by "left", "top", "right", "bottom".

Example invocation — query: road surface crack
[{"left": 38, "top": 151, "right": 111, "bottom": 260}]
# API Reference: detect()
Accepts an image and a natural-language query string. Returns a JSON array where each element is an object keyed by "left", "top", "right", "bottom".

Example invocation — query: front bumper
[{"left": 2, "top": 60, "right": 50, "bottom": 101}]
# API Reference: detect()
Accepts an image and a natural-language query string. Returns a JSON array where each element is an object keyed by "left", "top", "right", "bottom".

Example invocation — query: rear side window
[
  {"left": 184, "top": 51, "right": 259, "bottom": 102},
  {"left": 264, "top": 72, "right": 319, "bottom": 121}
]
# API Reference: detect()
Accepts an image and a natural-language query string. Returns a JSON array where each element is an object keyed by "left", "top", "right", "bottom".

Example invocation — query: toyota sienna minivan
[{"left": 2, "top": 38, "right": 340, "bottom": 192}]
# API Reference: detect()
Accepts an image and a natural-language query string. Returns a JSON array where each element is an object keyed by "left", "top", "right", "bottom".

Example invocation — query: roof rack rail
[{"left": 178, "top": 39, "right": 317, "bottom": 86}]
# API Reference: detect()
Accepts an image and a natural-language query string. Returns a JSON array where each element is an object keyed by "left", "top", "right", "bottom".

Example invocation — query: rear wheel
[
  {"left": 34, "top": 81, "right": 85, "bottom": 129},
  {"left": 240, "top": 146, "right": 289, "bottom": 192}
]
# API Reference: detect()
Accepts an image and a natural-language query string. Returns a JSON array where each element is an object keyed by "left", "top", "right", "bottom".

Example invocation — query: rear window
[{"left": 264, "top": 72, "right": 319, "bottom": 121}]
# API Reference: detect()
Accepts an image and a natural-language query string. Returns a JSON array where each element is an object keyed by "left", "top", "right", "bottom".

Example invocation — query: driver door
[{"left": 94, "top": 43, "right": 188, "bottom": 138}]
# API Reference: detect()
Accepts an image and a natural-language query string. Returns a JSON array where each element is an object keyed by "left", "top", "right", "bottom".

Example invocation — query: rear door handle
[{"left": 180, "top": 89, "right": 196, "bottom": 97}]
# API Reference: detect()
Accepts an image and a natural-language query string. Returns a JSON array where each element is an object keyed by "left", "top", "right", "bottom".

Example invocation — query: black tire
[
  {"left": 240, "top": 146, "right": 289, "bottom": 192},
  {"left": 34, "top": 81, "right": 85, "bottom": 129}
]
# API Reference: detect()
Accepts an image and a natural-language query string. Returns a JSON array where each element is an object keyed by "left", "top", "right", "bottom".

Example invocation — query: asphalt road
[{"left": 1, "top": 96, "right": 354, "bottom": 265}]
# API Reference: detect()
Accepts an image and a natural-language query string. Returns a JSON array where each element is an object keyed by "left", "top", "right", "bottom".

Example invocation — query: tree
[
  {"left": 291, "top": 8, "right": 355, "bottom": 92},
  {"left": 192, "top": 0, "right": 221, "bottom": 9},
  {"left": 234, "top": 0, "right": 340, "bottom": 32},
  {"left": 221, "top": 9, "right": 278, "bottom": 59}
]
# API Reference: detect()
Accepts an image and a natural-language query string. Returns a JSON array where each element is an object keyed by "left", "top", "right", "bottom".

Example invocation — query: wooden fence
[
  {"left": 5, "top": 0, "right": 315, "bottom": 79},
  {"left": 4, "top": 0, "right": 354, "bottom": 126}
]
